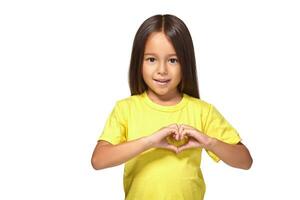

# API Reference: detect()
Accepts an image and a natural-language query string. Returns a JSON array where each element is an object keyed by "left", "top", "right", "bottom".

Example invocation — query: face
[{"left": 142, "top": 32, "right": 182, "bottom": 99}]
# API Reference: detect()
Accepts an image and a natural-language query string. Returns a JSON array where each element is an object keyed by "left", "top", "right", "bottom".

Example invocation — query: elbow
[
  {"left": 247, "top": 156, "right": 253, "bottom": 170},
  {"left": 231, "top": 152, "right": 253, "bottom": 170},
  {"left": 239, "top": 145, "right": 253, "bottom": 170},
  {"left": 91, "top": 156, "right": 100, "bottom": 170},
  {"left": 91, "top": 155, "right": 105, "bottom": 170},
  {"left": 91, "top": 144, "right": 114, "bottom": 170},
  {"left": 241, "top": 156, "right": 253, "bottom": 170}
]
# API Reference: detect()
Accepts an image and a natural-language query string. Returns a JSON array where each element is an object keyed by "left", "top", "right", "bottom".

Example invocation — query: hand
[
  {"left": 176, "top": 124, "right": 213, "bottom": 154},
  {"left": 147, "top": 123, "right": 180, "bottom": 153}
]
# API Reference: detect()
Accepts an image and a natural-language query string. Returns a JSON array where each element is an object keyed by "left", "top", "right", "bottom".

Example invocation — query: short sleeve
[
  {"left": 203, "top": 103, "right": 242, "bottom": 162},
  {"left": 97, "top": 101, "right": 127, "bottom": 145}
]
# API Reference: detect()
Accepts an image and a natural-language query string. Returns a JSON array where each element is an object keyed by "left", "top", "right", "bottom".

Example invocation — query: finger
[
  {"left": 168, "top": 123, "right": 178, "bottom": 129},
  {"left": 166, "top": 127, "right": 178, "bottom": 137},
  {"left": 164, "top": 144, "right": 178, "bottom": 153},
  {"left": 172, "top": 132, "right": 176, "bottom": 139},
  {"left": 181, "top": 129, "right": 193, "bottom": 138},
  {"left": 182, "top": 129, "right": 205, "bottom": 143},
  {"left": 172, "top": 124, "right": 179, "bottom": 140},
  {"left": 178, "top": 125, "right": 185, "bottom": 140},
  {"left": 180, "top": 124, "right": 194, "bottom": 129},
  {"left": 181, "top": 124, "right": 204, "bottom": 135},
  {"left": 166, "top": 127, "right": 176, "bottom": 133},
  {"left": 170, "top": 127, "right": 180, "bottom": 140},
  {"left": 177, "top": 144, "right": 191, "bottom": 153}
]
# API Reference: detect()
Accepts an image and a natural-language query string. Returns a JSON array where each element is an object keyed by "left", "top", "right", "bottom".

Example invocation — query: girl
[{"left": 91, "top": 14, "right": 252, "bottom": 200}]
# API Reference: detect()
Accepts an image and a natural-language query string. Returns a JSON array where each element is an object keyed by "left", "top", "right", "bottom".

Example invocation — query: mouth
[{"left": 153, "top": 79, "right": 171, "bottom": 86}]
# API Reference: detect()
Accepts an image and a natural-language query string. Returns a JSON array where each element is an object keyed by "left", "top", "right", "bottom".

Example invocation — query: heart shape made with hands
[{"left": 166, "top": 124, "right": 189, "bottom": 147}]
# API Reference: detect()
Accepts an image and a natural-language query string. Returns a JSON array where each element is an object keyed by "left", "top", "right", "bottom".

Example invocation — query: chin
[{"left": 151, "top": 88, "right": 175, "bottom": 96}]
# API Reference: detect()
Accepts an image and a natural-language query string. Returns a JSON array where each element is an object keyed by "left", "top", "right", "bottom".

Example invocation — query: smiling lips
[
  {"left": 154, "top": 79, "right": 171, "bottom": 85},
  {"left": 153, "top": 79, "right": 171, "bottom": 85}
]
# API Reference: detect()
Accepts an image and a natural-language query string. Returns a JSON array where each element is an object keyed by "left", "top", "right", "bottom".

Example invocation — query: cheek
[
  {"left": 141, "top": 64, "right": 147, "bottom": 75},
  {"left": 141, "top": 65, "right": 153, "bottom": 80},
  {"left": 172, "top": 68, "right": 182, "bottom": 82}
]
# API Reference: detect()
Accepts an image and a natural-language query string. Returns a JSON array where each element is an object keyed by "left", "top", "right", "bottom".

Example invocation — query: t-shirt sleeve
[
  {"left": 203, "top": 103, "right": 242, "bottom": 162},
  {"left": 97, "top": 101, "right": 127, "bottom": 145}
]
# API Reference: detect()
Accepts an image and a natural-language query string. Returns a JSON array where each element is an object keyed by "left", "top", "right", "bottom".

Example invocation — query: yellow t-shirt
[{"left": 98, "top": 91, "right": 241, "bottom": 200}]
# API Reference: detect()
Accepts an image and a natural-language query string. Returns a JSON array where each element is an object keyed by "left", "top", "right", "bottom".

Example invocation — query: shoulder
[
  {"left": 187, "top": 96, "right": 227, "bottom": 121},
  {"left": 185, "top": 94, "right": 212, "bottom": 111},
  {"left": 114, "top": 93, "right": 141, "bottom": 109}
]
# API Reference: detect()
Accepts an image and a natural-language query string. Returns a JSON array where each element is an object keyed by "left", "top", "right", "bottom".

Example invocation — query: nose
[{"left": 157, "top": 62, "right": 167, "bottom": 75}]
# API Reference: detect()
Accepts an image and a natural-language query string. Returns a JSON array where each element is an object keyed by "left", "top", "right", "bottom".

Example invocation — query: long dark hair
[{"left": 128, "top": 14, "right": 200, "bottom": 99}]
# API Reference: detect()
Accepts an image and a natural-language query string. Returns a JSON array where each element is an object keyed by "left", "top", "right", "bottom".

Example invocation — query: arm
[
  {"left": 91, "top": 124, "right": 179, "bottom": 170},
  {"left": 176, "top": 124, "right": 253, "bottom": 170},
  {"left": 207, "top": 139, "right": 253, "bottom": 170},
  {"left": 91, "top": 137, "right": 152, "bottom": 170}
]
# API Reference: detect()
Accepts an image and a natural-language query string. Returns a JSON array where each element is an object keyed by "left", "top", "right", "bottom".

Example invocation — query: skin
[
  {"left": 91, "top": 31, "right": 253, "bottom": 170},
  {"left": 142, "top": 32, "right": 183, "bottom": 106},
  {"left": 140, "top": 32, "right": 252, "bottom": 169},
  {"left": 174, "top": 124, "right": 253, "bottom": 170}
]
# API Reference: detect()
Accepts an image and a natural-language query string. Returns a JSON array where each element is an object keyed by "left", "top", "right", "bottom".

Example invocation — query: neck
[{"left": 146, "top": 90, "right": 183, "bottom": 106}]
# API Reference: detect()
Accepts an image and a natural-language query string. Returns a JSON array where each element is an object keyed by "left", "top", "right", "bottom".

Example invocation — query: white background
[{"left": 1, "top": 0, "right": 299, "bottom": 199}]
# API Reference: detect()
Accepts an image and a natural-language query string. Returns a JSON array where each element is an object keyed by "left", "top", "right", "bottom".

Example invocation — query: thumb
[
  {"left": 177, "top": 144, "right": 191, "bottom": 153},
  {"left": 163, "top": 144, "right": 178, "bottom": 153}
]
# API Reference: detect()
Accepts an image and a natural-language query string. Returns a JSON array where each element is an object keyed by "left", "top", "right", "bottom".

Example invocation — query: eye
[
  {"left": 169, "top": 58, "right": 178, "bottom": 64},
  {"left": 145, "top": 57, "right": 156, "bottom": 63}
]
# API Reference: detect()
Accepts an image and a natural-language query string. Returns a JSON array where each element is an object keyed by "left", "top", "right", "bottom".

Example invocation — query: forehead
[{"left": 144, "top": 32, "right": 177, "bottom": 56}]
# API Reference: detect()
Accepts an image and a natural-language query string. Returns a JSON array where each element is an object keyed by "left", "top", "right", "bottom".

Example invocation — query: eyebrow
[{"left": 144, "top": 53, "right": 177, "bottom": 56}]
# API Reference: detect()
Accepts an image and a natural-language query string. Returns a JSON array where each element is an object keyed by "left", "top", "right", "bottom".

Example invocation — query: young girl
[{"left": 91, "top": 14, "right": 252, "bottom": 200}]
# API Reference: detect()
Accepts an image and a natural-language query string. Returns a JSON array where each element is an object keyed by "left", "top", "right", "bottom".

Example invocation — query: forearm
[
  {"left": 92, "top": 136, "right": 153, "bottom": 170},
  {"left": 207, "top": 138, "right": 253, "bottom": 170}
]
